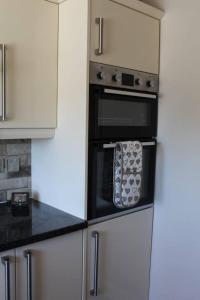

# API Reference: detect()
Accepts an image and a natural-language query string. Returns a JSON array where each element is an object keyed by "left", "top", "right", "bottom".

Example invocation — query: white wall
[
  {"left": 141, "top": 1, "right": 200, "bottom": 299},
  {"left": 31, "top": 0, "right": 89, "bottom": 219}
]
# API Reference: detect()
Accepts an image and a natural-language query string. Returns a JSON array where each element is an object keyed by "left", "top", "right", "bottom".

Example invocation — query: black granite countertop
[{"left": 0, "top": 199, "right": 87, "bottom": 252}]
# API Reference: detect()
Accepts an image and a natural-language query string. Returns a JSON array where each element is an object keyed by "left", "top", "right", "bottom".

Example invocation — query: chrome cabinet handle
[
  {"left": 0, "top": 44, "right": 6, "bottom": 121},
  {"left": 95, "top": 18, "right": 104, "bottom": 56},
  {"left": 1, "top": 256, "right": 11, "bottom": 300},
  {"left": 90, "top": 231, "right": 100, "bottom": 297},
  {"left": 24, "top": 250, "right": 32, "bottom": 300}
]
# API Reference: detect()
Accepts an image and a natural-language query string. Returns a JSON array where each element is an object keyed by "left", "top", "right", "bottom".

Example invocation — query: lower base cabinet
[
  {"left": 0, "top": 231, "right": 83, "bottom": 300},
  {"left": 0, "top": 210, "right": 153, "bottom": 300},
  {"left": 86, "top": 208, "right": 153, "bottom": 300}
]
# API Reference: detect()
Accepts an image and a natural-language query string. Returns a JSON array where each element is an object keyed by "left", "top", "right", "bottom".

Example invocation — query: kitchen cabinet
[
  {"left": 0, "top": 250, "right": 15, "bottom": 300},
  {"left": 0, "top": 0, "right": 58, "bottom": 139},
  {"left": 16, "top": 232, "right": 83, "bottom": 300},
  {"left": 0, "top": 232, "right": 83, "bottom": 300},
  {"left": 86, "top": 208, "right": 153, "bottom": 300},
  {"left": 90, "top": 0, "right": 160, "bottom": 74}
]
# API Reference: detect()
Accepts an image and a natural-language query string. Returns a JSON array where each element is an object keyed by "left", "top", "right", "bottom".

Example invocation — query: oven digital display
[{"left": 122, "top": 73, "right": 134, "bottom": 86}]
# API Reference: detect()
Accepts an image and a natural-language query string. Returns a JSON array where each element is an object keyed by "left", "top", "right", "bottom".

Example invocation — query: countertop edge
[{"left": 0, "top": 221, "right": 87, "bottom": 253}]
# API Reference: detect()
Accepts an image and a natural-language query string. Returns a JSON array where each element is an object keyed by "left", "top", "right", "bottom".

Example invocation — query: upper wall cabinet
[
  {"left": 0, "top": 0, "right": 58, "bottom": 139},
  {"left": 90, "top": 0, "right": 160, "bottom": 74}
]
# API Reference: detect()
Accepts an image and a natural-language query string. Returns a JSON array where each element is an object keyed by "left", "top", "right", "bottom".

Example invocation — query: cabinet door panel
[
  {"left": 87, "top": 208, "right": 153, "bottom": 300},
  {"left": 90, "top": 0, "right": 160, "bottom": 74},
  {"left": 0, "top": 0, "right": 58, "bottom": 129},
  {"left": 16, "top": 232, "right": 83, "bottom": 300},
  {"left": 0, "top": 250, "right": 15, "bottom": 300}
]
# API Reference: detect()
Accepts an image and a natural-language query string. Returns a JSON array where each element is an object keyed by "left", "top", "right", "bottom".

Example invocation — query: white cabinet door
[
  {"left": 90, "top": 0, "right": 160, "bottom": 74},
  {"left": 16, "top": 232, "right": 83, "bottom": 300},
  {"left": 0, "top": 250, "right": 15, "bottom": 300},
  {"left": 86, "top": 208, "right": 153, "bottom": 300},
  {"left": 0, "top": 0, "right": 58, "bottom": 129}
]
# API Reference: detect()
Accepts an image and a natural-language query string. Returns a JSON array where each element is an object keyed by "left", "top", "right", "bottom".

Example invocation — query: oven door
[
  {"left": 87, "top": 139, "right": 157, "bottom": 221},
  {"left": 89, "top": 85, "right": 158, "bottom": 140}
]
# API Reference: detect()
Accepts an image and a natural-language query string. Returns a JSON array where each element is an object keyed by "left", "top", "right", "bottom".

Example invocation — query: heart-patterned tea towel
[{"left": 113, "top": 141, "right": 143, "bottom": 208}]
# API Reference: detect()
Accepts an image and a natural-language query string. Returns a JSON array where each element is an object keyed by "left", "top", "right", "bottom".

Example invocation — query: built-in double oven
[{"left": 88, "top": 62, "right": 159, "bottom": 221}]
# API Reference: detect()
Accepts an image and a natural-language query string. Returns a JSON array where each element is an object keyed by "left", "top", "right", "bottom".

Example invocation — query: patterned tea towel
[{"left": 113, "top": 141, "right": 143, "bottom": 208}]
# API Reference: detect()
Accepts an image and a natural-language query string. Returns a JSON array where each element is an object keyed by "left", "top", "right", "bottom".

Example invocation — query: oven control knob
[
  {"left": 146, "top": 80, "right": 155, "bottom": 88},
  {"left": 112, "top": 73, "right": 121, "bottom": 83},
  {"left": 97, "top": 72, "right": 105, "bottom": 80},
  {"left": 135, "top": 78, "right": 143, "bottom": 86}
]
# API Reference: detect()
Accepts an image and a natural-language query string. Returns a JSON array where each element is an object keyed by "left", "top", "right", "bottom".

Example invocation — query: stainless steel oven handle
[
  {"left": 90, "top": 231, "right": 100, "bottom": 297},
  {"left": 1, "top": 256, "right": 11, "bottom": 300},
  {"left": 95, "top": 17, "right": 104, "bottom": 56},
  {"left": 103, "top": 141, "right": 156, "bottom": 149},
  {"left": 24, "top": 250, "right": 32, "bottom": 300},
  {"left": 104, "top": 88, "right": 157, "bottom": 99}
]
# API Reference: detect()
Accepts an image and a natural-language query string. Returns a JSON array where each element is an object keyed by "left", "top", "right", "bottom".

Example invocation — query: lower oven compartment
[{"left": 87, "top": 139, "right": 157, "bottom": 221}]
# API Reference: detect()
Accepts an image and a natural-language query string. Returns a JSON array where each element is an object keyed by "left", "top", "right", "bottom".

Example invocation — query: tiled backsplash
[{"left": 0, "top": 140, "right": 31, "bottom": 203}]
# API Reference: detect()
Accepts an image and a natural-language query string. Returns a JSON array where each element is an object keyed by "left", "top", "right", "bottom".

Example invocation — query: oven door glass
[
  {"left": 89, "top": 85, "right": 158, "bottom": 140},
  {"left": 87, "top": 140, "right": 156, "bottom": 220}
]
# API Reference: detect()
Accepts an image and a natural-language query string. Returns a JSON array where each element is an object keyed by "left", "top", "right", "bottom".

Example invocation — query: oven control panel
[{"left": 90, "top": 62, "right": 159, "bottom": 93}]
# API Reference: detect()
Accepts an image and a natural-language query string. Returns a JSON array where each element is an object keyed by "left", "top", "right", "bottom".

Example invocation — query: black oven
[
  {"left": 87, "top": 62, "right": 159, "bottom": 221},
  {"left": 89, "top": 85, "right": 158, "bottom": 140},
  {"left": 87, "top": 139, "right": 157, "bottom": 221}
]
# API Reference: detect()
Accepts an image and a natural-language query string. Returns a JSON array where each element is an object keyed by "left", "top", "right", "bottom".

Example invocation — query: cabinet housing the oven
[
  {"left": 32, "top": 0, "right": 164, "bottom": 221},
  {"left": 31, "top": 1, "right": 163, "bottom": 298}
]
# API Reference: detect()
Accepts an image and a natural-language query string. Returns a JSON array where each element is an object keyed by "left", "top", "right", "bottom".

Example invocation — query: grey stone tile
[
  {"left": 23, "top": 167, "right": 31, "bottom": 177},
  {"left": 27, "top": 154, "right": 31, "bottom": 167},
  {"left": 7, "top": 188, "right": 31, "bottom": 201},
  {"left": 7, "top": 142, "right": 31, "bottom": 155},
  {"left": 0, "top": 143, "right": 6, "bottom": 155},
  {"left": 28, "top": 177, "right": 32, "bottom": 189},
  {"left": 7, "top": 157, "right": 20, "bottom": 173},
  {"left": 0, "top": 158, "right": 5, "bottom": 173},
  {"left": 19, "top": 155, "right": 28, "bottom": 168},
  {"left": 6, "top": 139, "right": 30, "bottom": 144},
  {"left": 19, "top": 155, "right": 31, "bottom": 176},
  {"left": 0, "top": 191, "right": 6, "bottom": 202},
  {"left": 0, "top": 177, "right": 29, "bottom": 191},
  {"left": 0, "top": 173, "right": 8, "bottom": 180},
  {"left": 22, "top": 141, "right": 31, "bottom": 154}
]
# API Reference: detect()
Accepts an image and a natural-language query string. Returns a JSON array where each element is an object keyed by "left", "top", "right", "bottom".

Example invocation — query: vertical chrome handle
[
  {"left": 24, "top": 250, "right": 32, "bottom": 300},
  {"left": 1, "top": 256, "right": 11, "bottom": 300},
  {"left": 0, "top": 44, "right": 6, "bottom": 121},
  {"left": 95, "top": 18, "right": 104, "bottom": 56},
  {"left": 90, "top": 231, "right": 99, "bottom": 297}
]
